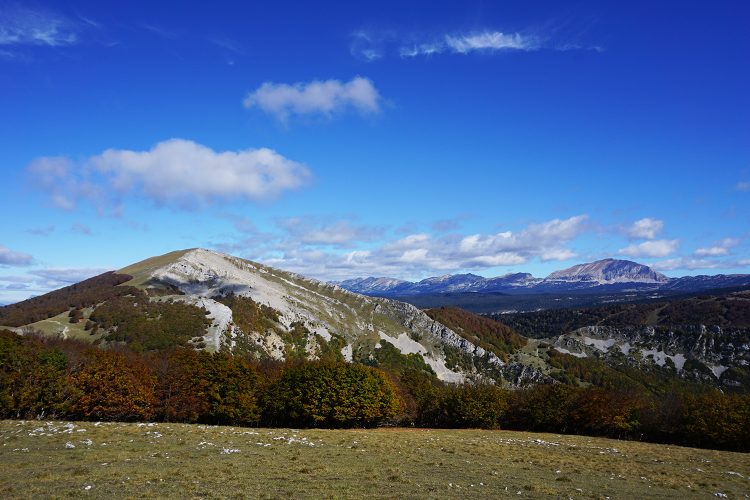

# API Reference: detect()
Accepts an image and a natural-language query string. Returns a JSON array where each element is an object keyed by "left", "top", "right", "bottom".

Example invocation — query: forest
[
  {"left": 498, "top": 290, "right": 750, "bottom": 338},
  {"left": 1, "top": 329, "right": 748, "bottom": 452}
]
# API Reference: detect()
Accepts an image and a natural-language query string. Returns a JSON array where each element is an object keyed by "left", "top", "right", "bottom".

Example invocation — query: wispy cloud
[
  {"left": 0, "top": 245, "right": 33, "bottom": 266},
  {"left": 349, "top": 31, "right": 388, "bottom": 61},
  {"left": 650, "top": 257, "right": 731, "bottom": 272},
  {"left": 209, "top": 36, "right": 244, "bottom": 54},
  {"left": 243, "top": 77, "right": 382, "bottom": 122},
  {"left": 27, "top": 225, "right": 55, "bottom": 236},
  {"left": 0, "top": 6, "right": 81, "bottom": 47},
  {"left": 431, "top": 214, "right": 472, "bottom": 233},
  {"left": 28, "top": 139, "right": 312, "bottom": 211},
  {"left": 141, "top": 23, "right": 178, "bottom": 40},
  {"left": 619, "top": 239, "right": 679, "bottom": 258},
  {"left": 737, "top": 181, "right": 750, "bottom": 192},
  {"left": 277, "top": 217, "right": 386, "bottom": 248},
  {"left": 71, "top": 223, "right": 92, "bottom": 235},
  {"left": 352, "top": 26, "right": 594, "bottom": 61},
  {"left": 401, "top": 31, "right": 540, "bottom": 58},
  {"left": 30, "top": 267, "right": 108, "bottom": 289}
]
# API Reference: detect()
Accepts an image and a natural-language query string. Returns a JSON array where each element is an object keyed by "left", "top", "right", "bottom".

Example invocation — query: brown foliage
[
  {"left": 425, "top": 306, "right": 526, "bottom": 362},
  {"left": 70, "top": 350, "right": 156, "bottom": 421},
  {"left": 0, "top": 272, "right": 134, "bottom": 327}
]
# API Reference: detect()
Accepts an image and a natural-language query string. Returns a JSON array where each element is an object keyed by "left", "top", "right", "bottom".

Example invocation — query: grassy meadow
[{"left": 1, "top": 420, "right": 748, "bottom": 498}]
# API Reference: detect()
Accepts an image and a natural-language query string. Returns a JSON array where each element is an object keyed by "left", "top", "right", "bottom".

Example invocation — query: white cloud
[
  {"left": 627, "top": 218, "right": 663, "bottom": 240},
  {"left": 465, "top": 252, "right": 526, "bottom": 267},
  {"left": 0, "top": 245, "right": 33, "bottom": 266},
  {"left": 30, "top": 268, "right": 108, "bottom": 289},
  {"left": 228, "top": 215, "right": 588, "bottom": 280},
  {"left": 541, "top": 249, "right": 578, "bottom": 261},
  {"left": 28, "top": 139, "right": 311, "bottom": 209},
  {"left": 650, "top": 258, "right": 724, "bottom": 272},
  {"left": 399, "top": 42, "right": 443, "bottom": 58},
  {"left": 694, "top": 246, "right": 728, "bottom": 257},
  {"left": 0, "top": 6, "right": 80, "bottom": 47},
  {"left": 243, "top": 77, "right": 382, "bottom": 122},
  {"left": 399, "top": 31, "right": 539, "bottom": 58},
  {"left": 736, "top": 181, "right": 750, "bottom": 192},
  {"left": 349, "top": 31, "right": 386, "bottom": 61},
  {"left": 277, "top": 217, "right": 385, "bottom": 247},
  {"left": 619, "top": 239, "right": 679, "bottom": 258},
  {"left": 445, "top": 31, "right": 539, "bottom": 53},
  {"left": 694, "top": 237, "right": 739, "bottom": 257},
  {"left": 27, "top": 156, "right": 101, "bottom": 211}
]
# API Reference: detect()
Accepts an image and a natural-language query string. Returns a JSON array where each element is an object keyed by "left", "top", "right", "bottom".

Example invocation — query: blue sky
[{"left": 1, "top": 0, "right": 749, "bottom": 303}]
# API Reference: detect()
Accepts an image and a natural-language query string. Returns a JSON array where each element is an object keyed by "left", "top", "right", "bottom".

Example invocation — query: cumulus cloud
[
  {"left": 0, "top": 6, "right": 80, "bottom": 47},
  {"left": 0, "top": 245, "right": 33, "bottom": 266},
  {"left": 627, "top": 218, "right": 663, "bottom": 240},
  {"left": 619, "top": 239, "right": 679, "bottom": 258},
  {"left": 694, "top": 246, "right": 728, "bottom": 257},
  {"left": 243, "top": 77, "right": 382, "bottom": 122},
  {"left": 28, "top": 139, "right": 311, "bottom": 210},
  {"left": 694, "top": 237, "right": 740, "bottom": 257}
]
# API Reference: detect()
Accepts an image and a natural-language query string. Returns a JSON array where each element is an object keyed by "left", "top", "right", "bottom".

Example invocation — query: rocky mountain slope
[
  {"left": 498, "top": 291, "right": 750, "bottom": 390},
  {"left": 545, "top": 258, "right": 668, "bottom": 284},
  {"left": 336, "top": 258, "right": 750, "bottom": 296},
  {"left": 2, "top": 249, "right": 544, "bottom": 385}
]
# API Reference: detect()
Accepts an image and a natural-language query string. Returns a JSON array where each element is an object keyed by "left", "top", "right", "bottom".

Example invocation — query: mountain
[
  {"left": 336, "top": 258, "right": 750, "bottom": 297},
  {"left": 333, "top": 277, "right": 411, "bottom": 295},
  {"left": 497, "top": 291, "right": 750, "bottom": 390},
  {"left": 1, "top": 248, "right": 541, "bottom": 385},
  {"left": 2, "top": 248, "right": 748, "bottom": 392},
  {"left": 545, "top": 258, "right": 668, "bottom": 284}
]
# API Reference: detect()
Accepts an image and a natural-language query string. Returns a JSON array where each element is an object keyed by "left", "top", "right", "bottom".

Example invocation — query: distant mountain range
[{"left": 334, "top": 258, "right": 750, "bottom": 296}]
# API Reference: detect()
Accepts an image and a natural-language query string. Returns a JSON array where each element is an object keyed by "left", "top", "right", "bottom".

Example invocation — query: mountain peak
[{"left": 545, "top": 258, "right": 668, "bottom": 284}]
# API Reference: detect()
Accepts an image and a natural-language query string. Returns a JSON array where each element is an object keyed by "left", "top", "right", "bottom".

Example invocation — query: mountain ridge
[
  {"left": 2, "top": 248, "right": 525, "bottom": 384},
  {"left": 335, "top": 258, "right": 750, "bottom": 296}
]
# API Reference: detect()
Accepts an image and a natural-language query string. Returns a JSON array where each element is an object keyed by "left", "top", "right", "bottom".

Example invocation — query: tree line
[{"left": 1, "top": 329, "right": 748, "bottom": 451}]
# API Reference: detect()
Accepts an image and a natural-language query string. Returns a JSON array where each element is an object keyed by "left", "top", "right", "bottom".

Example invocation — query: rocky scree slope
[
  {"left": 112, "top": 249, "right": 538, "bottom": 384},
  {"left": 499, "top": 292, "right": 750, "bottom": 390}
]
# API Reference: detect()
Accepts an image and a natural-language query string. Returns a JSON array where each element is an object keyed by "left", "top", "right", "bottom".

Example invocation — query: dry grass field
[{"left": 1, "top": 420, "right": 748, "bottom": 498}]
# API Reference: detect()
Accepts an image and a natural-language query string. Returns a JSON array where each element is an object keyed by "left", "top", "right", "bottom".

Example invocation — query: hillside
[
  {"left": 2, "top": 421, "right": 749, "bottom": 499},
  {"left": 1, "top": 248, "right": 516, "bottom": 384},
  {"left": 496, "top": 291, "right": 750, "bottom": 390}
]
